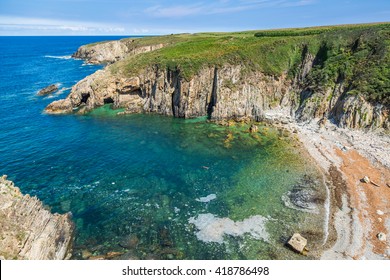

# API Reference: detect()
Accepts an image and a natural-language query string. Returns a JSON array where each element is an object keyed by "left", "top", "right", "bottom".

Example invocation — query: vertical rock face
[
  {"left": 331, "top": 95, "right": 389, "bottom": 129},
  {"left": 0, "top": 175, "right": 74, "bottom": 260},
  {"left": 46, "top": 39, "right": 389, "bottom": 130},
  {"left": 45, "top": 64, "right": 292, "bottom": 121}
]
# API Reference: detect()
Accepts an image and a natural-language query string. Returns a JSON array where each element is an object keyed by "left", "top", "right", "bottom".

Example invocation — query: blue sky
[{"left": 0, "top": 0, "right": 389, "bottom": 35}]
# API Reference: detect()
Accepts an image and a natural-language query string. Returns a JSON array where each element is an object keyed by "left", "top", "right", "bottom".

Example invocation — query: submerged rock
[
  {"left": 196, "top": 194, "right": 217, "bottom": 203},
  {"left": 38, "top": 84, "right": 58, "bottom": 95},
  {"left": 0, "top": 175, "right": 74, "bottom": 260},
  {"left": 282, "top": 176, "right": 323, "bottom": 214},
  {"left": 119, "top": 235, "right": 139, "bottom": 249},
  {"left": 282, "top": 187, "right": 320, "bottom": 214}
]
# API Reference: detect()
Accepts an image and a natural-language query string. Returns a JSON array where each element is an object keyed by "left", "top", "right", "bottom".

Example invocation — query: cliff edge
[
  {"left": 46, "top": 24, "right": 390, "bottom": 130},
  {"left": 72, "top": 38, "right": 164, "bottom": 65},
  {"left": 0, "top": 175, "right": 74, "bottom": 260}
]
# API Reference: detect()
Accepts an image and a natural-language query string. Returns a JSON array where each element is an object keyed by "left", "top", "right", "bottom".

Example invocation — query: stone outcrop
[
  {"left": 72, "top": 39, "right": 164, "bottom": 65},
  {"left": 293, "top": 47, "right": 389, "bottom": 130},
  {"left": 0, "top": 175, "right": 74, "bottom": 260},
  {"left": 38, "top": 84, "right": 58, "bottom": 96},
  {"left": 287, "top": 233, "right": 308, "bottom": 254},
  {"left": 45, "top": 64, "right": 291, "bottom": 120},
  {"left": 47, "top": 39, "right": 389, "bottom": 130}
]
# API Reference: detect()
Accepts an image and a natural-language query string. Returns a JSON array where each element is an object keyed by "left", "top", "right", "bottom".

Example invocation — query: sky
[{"left": 0, "top": 0, "right": 389, "bottom": 35}]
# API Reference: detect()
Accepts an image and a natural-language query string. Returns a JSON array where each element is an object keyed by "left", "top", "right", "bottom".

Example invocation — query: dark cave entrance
[{"left": 103, "top": 97, "right": 114, "bottom": 104}]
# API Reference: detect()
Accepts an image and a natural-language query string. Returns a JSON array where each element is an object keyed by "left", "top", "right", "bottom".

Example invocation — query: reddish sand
[{"left": 336, "top": 148, "right": 390, "bottom": 258}]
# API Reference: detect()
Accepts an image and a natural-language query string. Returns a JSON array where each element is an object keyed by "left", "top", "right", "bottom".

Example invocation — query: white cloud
[
  {"left": 145, "top": 4, "right": 205, "bottom": 18},
  {"left": 145, "top": 0, "right": 315, "bottom": 18},
  {"left": 0, "top": 15, "right": 126, "bottom": 34},
  {"left": 132, "top": 28, "right": 150, "bottom": 34},
  {"left": 282, "top": 0, "right": 316, "bottom": 7}
]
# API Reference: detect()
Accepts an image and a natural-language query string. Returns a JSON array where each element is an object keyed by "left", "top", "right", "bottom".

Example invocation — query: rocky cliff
[
  {"left": 293, "top": 48, "right": 389, "bottom": 129},
  {"left": 46, "top": 25, "right": 390, "bottom": 130},
  {"left": 0, "top": 175, "right": 74, "bottom": 260},
  {"left": 45, "top": 64, "right": 292, "bottom": 121},
  {"left": 72, "top": 39, "right": 164, "bottom": 64}
]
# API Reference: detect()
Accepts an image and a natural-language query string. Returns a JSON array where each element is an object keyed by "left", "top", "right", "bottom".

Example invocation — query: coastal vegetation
[
  {"left": 47, "top": 22, "right": 389, "bottom": 130},
  {"left": 110, "top": 23, "right": 389, "bottom": 106}
]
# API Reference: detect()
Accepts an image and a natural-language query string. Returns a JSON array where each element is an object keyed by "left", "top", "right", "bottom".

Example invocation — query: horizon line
[{"left": 0, "top": 21, "right": 388, "bottom": 37}]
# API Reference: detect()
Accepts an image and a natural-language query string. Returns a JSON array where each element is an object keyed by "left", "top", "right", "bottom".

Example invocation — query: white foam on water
[
  {"left": 44, "top": 95, "right": 56, "bottom": 99},
  {"left": 55, "top": 87, "right": 71, "bottom": 95},
  {"left": 196, "top": 194, "right": 217, "bottom": 203},
  {"left": 44, "top": 55, "right": 72, "bottom": 60},
  {"left": 189, "top": 213, "right": 269, "bottom": 244}
]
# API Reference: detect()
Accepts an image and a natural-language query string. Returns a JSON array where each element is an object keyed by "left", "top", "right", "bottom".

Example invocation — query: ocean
[{"left": 0, "top": 36, "right": 327, "bottom": 260}]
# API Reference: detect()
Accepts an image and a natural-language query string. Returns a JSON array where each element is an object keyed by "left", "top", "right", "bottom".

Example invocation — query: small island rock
[{"left": 38, "top": 84, "right": 58, "bottom": 95}]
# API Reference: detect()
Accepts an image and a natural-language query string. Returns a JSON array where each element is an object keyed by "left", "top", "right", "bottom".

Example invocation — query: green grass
[
  {"left": 112, "top": 33, "right": 305, "bottom": 78},
  {"left": 105, "top": 23, "right": 389, "bottom": 106}
]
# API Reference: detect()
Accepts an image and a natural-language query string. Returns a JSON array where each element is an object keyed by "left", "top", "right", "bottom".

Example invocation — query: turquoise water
[{"left": 0, "top": 37, "right": 327, "bottom": 259}]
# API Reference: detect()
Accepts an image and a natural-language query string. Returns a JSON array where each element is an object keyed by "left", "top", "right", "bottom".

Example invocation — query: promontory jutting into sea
[{"left": 0, "top": 23, "right": 389, "bottom": 260}]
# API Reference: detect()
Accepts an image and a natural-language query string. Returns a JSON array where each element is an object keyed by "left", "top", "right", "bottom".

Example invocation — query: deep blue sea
[{"left": 0, "top": 36, "right": 327, "bottom": 260}]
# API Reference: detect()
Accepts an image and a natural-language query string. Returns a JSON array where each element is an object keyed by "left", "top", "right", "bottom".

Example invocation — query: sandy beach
[{"left": 265, "top": 108, "right": 390, "bottom": 259}]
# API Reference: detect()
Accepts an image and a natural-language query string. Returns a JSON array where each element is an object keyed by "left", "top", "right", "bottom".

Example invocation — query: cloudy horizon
[{"left": 0, "top": 0, "right": 389, "bottom": 35}]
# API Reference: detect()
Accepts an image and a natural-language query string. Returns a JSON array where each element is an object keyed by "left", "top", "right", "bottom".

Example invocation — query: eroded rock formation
[
  {"left": 0, "top": 175, "right": 74, "bottom": 260},
  {"left": 72, "top": 39, "right": 164, "bottom": 65},
  {"left": 37, "top": 84, "right": 58, "bottom": 96},
  {"left": 46, "top": 38, "right": 389, "bottom": 130}
]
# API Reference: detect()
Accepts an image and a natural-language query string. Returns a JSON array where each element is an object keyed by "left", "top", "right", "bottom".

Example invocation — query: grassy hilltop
[{"left": 110, "top": 23, "right": 389, "bottom": 107}]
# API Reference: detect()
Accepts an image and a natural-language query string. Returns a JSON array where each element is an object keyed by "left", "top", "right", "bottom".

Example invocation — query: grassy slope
[{"left": 109, "top": 23, "right": 390, "bottom": 106}]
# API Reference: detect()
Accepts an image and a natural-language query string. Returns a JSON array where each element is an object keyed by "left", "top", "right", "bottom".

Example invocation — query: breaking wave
[{"left": 44, "top": 55, "right": 72, "bottom": 60}]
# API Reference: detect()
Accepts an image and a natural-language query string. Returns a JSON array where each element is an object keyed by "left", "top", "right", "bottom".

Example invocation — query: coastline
[
  {"left": 46, "top": 30, "right": 390, "bottom": 259},
  {"left": 3, "top": 29, "right": 389, "bottom": 259},
  {"left": 265, "top": 107, "right": 390, "bottom": 259}
]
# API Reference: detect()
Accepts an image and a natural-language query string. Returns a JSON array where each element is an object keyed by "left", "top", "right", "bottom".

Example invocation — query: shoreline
[
  {"left": 2, "top": 104, "right": 388, "bottom": 259},
  {"left": 265, "top": 107, "right": 390, "bottom": 259}
]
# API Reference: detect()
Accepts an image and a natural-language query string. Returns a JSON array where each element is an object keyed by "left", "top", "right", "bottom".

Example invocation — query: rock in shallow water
[
  {"left": 119, "top": 235, "right": 139, "bottom": 249},
  {"left": 249, "top": 124, "right": 259, "bottom": 133},
  {"left": 287, "top": 233, "right": 307, "bottom": 253},
  {"left": 38, "top": 84, "right": 58, "bottom": 95},
  {"left": 282, "top": 186, "right": 320, "bottom": 214}
]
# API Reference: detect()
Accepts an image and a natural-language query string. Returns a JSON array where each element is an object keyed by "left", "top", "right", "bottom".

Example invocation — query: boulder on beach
[
  {"left": 287, "top": 233, "right": 307, "bottom": 253},
  {"left": 249, "top": 124, "right": 259, "bottom": 133},
  {"left": 38, "top": 84, "right": 58, "bottom": 95}
]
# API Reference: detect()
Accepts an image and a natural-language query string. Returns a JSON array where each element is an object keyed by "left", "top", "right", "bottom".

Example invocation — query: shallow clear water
[{"left": 0, "top": 37, "right": 327, "bottom": 260}]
